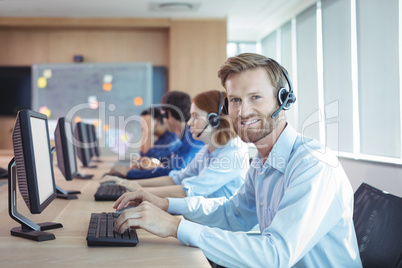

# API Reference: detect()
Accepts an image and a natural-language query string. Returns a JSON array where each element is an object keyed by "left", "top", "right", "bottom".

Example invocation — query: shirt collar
[{"left": 262, "top": 124, "right": 298, "bottom": 173}]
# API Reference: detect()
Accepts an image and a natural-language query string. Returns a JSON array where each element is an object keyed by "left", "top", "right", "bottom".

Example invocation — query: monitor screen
[
  {"left": 54, "top": 117, "right": 78, "bottom": 181},
  {"left": 30, "top": 117, "right": 54, "bottom": 205},
  {"left": 12, "top": 109, "right": 56, "bottom": 214}
]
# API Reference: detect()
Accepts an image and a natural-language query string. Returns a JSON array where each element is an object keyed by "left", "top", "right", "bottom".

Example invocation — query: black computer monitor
[
  {"left": 8, "top": 109, "right": 63, "bottom": 241},
  {"left": 55, "top": 117, "right": 78, "bottom": 181},
  {"left": 53, "top": 117, "right": 82, "bottom": 199},
  {"left": 74, "top": 122, "right": 96, "bottom": 168},
  {"left": 91, "top": 124, "right": 100, "bottom": 158},
  {"left": 87, "top": 123, "right": 102, "bottom": 162}
]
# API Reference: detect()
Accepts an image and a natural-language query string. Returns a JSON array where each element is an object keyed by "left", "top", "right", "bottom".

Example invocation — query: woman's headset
[{"left": 197, "top": 91, "right": 223, "bottom": 137}]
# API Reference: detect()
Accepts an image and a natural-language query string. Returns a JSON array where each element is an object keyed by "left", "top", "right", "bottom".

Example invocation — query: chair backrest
[{"left": 353, "top": 183, "right": 402, "bottom": 268}]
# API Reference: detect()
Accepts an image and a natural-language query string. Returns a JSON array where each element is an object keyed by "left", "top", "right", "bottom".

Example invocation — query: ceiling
[{"left": 0, "top": 0, "right": 315, "bottom": 41}]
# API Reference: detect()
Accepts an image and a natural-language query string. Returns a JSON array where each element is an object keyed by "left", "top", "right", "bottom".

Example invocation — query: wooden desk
[{"left": 0, "top": 154, "right": 210, "bottom": 267}]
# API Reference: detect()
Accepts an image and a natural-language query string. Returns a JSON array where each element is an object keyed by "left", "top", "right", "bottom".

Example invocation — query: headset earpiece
[
  {"left": 197, "top": 91, "right": 223, "bottom": 137},
  {"left": 277, "top": 87, "right": 291, "bottom": 110},
  {"left": 208, "top": 113, "right": 220, "bottom": 128},
  {"left": 208, "top": 91, "right": 223, "bottom": 128},
  {"left": 222, "top": 97, "right": 229, "bottom": 115}
]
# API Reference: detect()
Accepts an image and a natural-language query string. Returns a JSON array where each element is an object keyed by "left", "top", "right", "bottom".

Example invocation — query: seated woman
[{"left": 103, "top": 90, "right": 249, "bottom": 199}]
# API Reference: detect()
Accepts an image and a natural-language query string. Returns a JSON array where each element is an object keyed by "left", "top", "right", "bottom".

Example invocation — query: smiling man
[{"left": 112, "top": 53, "right": 362, "bottom": 267}]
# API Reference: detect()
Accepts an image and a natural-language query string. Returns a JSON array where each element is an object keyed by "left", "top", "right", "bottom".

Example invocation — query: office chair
[{"left": 353, "top": 183, "right": 402, "bottom": 268}]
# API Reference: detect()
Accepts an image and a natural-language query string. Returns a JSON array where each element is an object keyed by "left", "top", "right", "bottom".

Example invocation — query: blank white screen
[{"left": 30, "top": 117, "right": 54, "bottom": 205}]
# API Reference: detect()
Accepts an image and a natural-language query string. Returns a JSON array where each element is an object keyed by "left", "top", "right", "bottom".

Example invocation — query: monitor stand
[
  {"left": 92, "top": 156, "right": 103, "bottom": 163},
  {"left": 74, "top": 171, "right": 94, "bottom": 180},
  {"left": 56, "top": 185, "right": 80, "bottom": 200},
  {"left": 82, "top": 164, "right": 98, "bottom": 169},
  {"left": 8, "top": 159, "right": 63, "bottom": 241}
]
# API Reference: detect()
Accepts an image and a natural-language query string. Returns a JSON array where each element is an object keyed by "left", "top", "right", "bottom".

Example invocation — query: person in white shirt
[{"left": 112, "top": 53, "right": 362, "bottom": 267}]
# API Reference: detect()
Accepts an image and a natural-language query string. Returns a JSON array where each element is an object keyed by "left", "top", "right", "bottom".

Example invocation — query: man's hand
[
  {"left": 100, "top": 175, "right": 124, "bottom": 184},
  {"left": 113, "top": 188, "right": 169, "bottom": 211},
  {"left": 114, "top": 201, "right": 181, "bottom": 238},
  {"left": 100, "top": 175, "right": 141, "bottom": 192}
]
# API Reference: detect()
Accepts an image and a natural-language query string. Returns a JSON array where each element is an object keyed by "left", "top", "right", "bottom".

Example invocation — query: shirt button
[
  {"left": 260, "top": 202, "right": 264, "bottom": 207},
  {"left": 185, "top": 242, "right": 190, "bottom": 246}
]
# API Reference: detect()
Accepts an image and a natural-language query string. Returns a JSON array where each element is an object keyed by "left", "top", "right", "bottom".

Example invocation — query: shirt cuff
[
  {"left": 177, "top": 219, "right": 202, "bottom": 247},
  {"left": 167, "top": 197, "right": 189, "bottom": 215}
]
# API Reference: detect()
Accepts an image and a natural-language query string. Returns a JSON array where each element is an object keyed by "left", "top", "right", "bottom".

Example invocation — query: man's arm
[
  {"left": 143, "top": 185, "right": 187, "bottom": 198},
  {"left": 101, "top": 175, "right": 176, "bottom": 191},
  {"left": 168, "top": 175, "right": 259, "bottom": 231},
  {"left": 136, "top": 175, "right": 176, "bottom": 187}
]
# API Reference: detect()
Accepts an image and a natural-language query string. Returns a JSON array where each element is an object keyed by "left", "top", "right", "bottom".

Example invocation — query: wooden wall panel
[
  {"left": 0, "top": 29, "right": 50, "bottom": 65},
  {"left": 169, "top": 19, "right": 227, "bottom": 97},
  {"left": 0, "top": 28, "right": 169, "bottom": 66}
]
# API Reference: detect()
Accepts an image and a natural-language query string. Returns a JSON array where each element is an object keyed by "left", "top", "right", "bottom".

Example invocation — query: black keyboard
[
  {"left": 87, "top": 212, "right": 138, "bottom": 247},
  {"left": 94, "top": 184, "right": 126, "bottom": 201}
]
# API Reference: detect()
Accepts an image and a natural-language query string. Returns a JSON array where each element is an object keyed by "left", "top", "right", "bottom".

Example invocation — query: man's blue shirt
[
  {"left": 141, "top": 130, "right": 180, "bottom": 161},
  {"left": 167, "top": 125, "right": 362, "bottom": 267}
]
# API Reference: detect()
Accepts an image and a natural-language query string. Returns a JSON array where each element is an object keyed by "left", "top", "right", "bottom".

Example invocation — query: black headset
[
  {"left": 197, "top": 91, "right": 223, "bottom": 138},
  {"left": 221, "top": 58, "right": 296, "bottom": 119}
]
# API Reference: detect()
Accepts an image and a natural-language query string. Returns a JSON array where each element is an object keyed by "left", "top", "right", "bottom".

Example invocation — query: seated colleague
[
  {"left": 111, "top": 53, "right": 362, "bottom": 267},
  {"left": 104, "top": 90, "right": 249, "bottom": 199},
  {"left": 111, "top": 91, "right": 204, "bottom": 179},
  {"left": 132, "top": 107, "right": 179, "bottom": 170}
]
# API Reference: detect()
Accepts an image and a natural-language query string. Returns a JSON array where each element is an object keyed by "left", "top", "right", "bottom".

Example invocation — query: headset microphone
[
  {"left": 196, "top": 123, "right": 209, "bottom": 138},
  {"left": 271, "top": 91, "right": 296, "bottom": 119}
]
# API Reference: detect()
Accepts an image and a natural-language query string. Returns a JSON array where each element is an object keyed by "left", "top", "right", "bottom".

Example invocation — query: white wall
[{"left": 340, "top": 157, "right": 402, "bottom": 197}]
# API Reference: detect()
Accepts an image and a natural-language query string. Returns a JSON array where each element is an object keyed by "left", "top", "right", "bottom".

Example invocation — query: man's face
[{"left": 225, "top": 67, "right": 280, "bottom": 145}]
